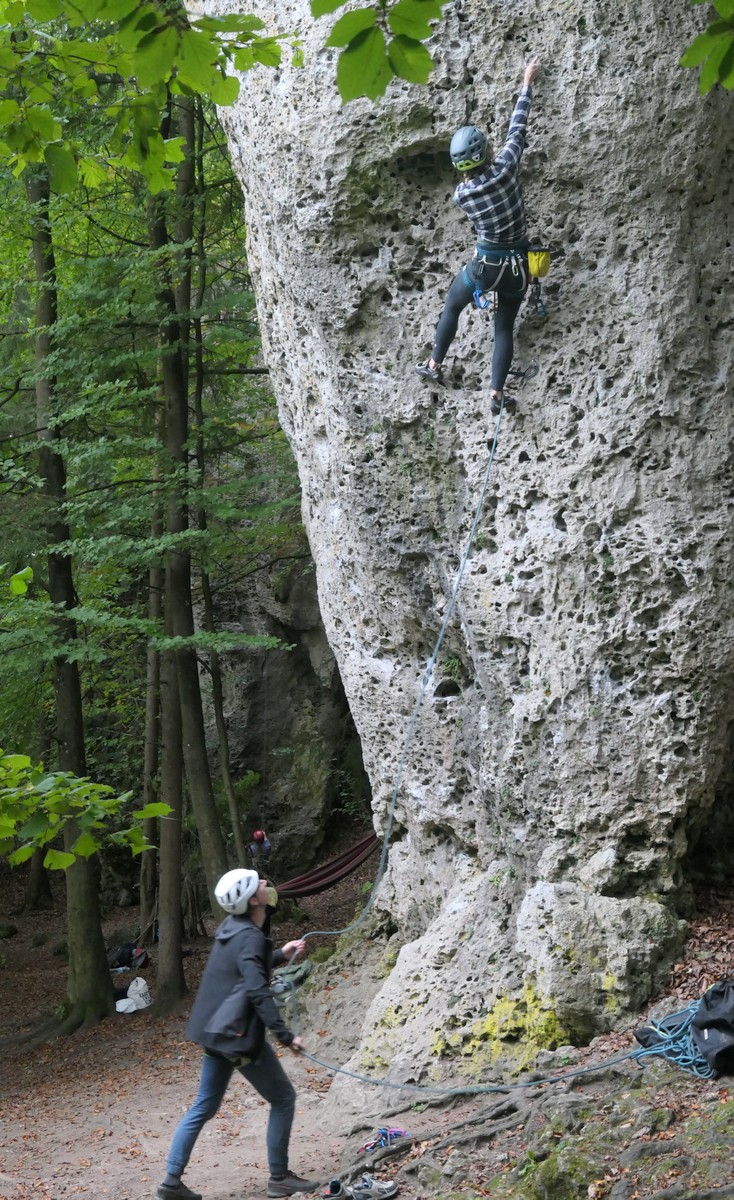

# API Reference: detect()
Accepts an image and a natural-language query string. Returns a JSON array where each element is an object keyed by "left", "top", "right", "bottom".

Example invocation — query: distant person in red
[{"left": 249, "top": 829, "right": 272, "bottom": 873}]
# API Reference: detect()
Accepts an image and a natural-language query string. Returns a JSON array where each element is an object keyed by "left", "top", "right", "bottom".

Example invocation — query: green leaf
[
  {"left": 72, "top": 830, "right": 98, "bottom": 858},
  {"left": 133, "top": 801, "right": 172, "bottom": 818},
  {"left": 721, "top": 39, "right": 734, "bottom": 84},
  {"left": 9, "top": 843, "right": 35, "bottom": 866},
  {"left": 388, "top": 0, "right": 444, "bottom": 40},
  {"left": 311, "top": 0, "right": 349, "bottom": 15},
  {"left": 699, "top": 30, "right": 733, "bottom": 91},
  {"left": 34, "top": 773, "right": 62, "bottom": 794},
  {"left": 194, "top": 13, "right": 266, "bottom": 34},
  {"left": 9, "top": 566, "right": 32, "bottom": 595},
  {"left": 387, "top": 34, "right": 434, "bottom": 83},
  {"left": 712, "top": 0, "right": 734, "bottom": 17},
  {"left": 44, "top": 848, "right": 76, "bottom": 870},
  {"left": 208, "top": 71, "right": 240, "bottom": 105},
  {"left": 26, "top": 0, "right": 63, "bottom": 16},
  {"left": 680, "top": 24, "right": 732, "bottom": 67},
  {"left": 163, "top": 135, "right": 186, "bottom": 163},
  {"left": 0, "top": 99, "right": 20, "bottom": 127},
  {"left": 251, "top": 39, "right": 282, "bottom": 68},
  {"left": 1, "top": 754, "right": 32, "bottom": 771},
  {"left": 18, "top": 812, "right": 49, "bottom": 839},
  {"left": 336, "top": 26, "right": 393, "bottom": 101},
  {"left": 78, "top": 155, "right": 108, "bottom": 188},
  {"left": 327, "top": 7, "right": 377, "bottom": 47},
  {"left": 45, "top": 143, "right": 78, "bottom": 194},
  {"left": 27, "top": 107, "right": 62, "bottom": 143},
  {"left": 96, "top": 0, "right": 142, "bottom": 16},
  {"left": 177, "top": 27, "right": 220, "bottom": 91},
  {"left": 132, "top": 26, "right": 179, "bottom": 90}
]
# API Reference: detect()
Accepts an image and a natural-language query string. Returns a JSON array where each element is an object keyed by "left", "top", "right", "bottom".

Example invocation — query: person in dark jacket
[
  {"left": 156, "top": 869, "right": 317, "bottom": 1200},
  {"left": 415, "top": 56, "right": 542, "bottom": 416},
  {"left": 249, "top": 828, "right": 272, "bottom": 873}
]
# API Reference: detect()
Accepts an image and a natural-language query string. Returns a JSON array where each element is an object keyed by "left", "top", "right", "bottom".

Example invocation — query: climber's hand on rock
[{"left": 524, "top": 57, "right": 542, "bottom": 86}]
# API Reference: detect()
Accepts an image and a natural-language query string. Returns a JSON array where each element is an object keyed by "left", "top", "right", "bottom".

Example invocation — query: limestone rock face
[{"left": 200, "top": 0, "right": 734, "bottom": 1074}]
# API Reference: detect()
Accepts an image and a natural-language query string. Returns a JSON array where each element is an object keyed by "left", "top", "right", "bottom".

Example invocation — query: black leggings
[{"left": 431, "top": 255, "right": 527, "bottom": 391}]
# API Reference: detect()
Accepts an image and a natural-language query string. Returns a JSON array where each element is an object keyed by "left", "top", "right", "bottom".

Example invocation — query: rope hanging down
[{"left": 300, "top": 398, "right": 507, "bottom": 943}]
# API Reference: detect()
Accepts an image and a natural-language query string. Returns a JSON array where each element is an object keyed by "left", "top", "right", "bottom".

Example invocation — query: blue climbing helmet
[{"left": 450, "top": 125, "right": 487, "bottom": 172}]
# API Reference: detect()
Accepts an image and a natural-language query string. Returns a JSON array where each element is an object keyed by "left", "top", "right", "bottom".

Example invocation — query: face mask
[{"left": 265, "top": 886, "right": 278, "bottom": 909}]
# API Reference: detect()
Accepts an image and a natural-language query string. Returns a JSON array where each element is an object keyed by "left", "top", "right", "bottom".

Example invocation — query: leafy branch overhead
[
  {"left": 680, "top": 0, "right": 734, "bottom": 92},
  {"left": 0, "top": 749, "right": 167, "bottom": 869},
  {"left": 311, "top": 0, "right": 446, "bottom": 101},
  {"left": 0, "top": 0, "right": 287, "bottom": 191}
]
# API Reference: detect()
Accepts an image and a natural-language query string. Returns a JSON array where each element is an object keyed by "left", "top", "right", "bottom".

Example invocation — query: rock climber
[
  {"left": 415, "top": 56, "right": 543, "bottom": 416},
  {"left": 249, "top": 827, "right": 272, "bottom": 872},
  {"left": 156, "top": 869, "right": 317, "bottom": 1200}
]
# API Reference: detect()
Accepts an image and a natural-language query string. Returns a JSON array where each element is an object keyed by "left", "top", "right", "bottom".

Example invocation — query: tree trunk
[
  {"left": 139, "top": 512, "right": 164, "bottom": 946},
  {"left": 190, "top": 98, "right": 248, "bottom": 867},
  {"left": 154, "top": 641, "right": 187, "bottom": 1010},
  {"left": 24, "top": 847, "right": 54, "bottom": 910},
  {"left": 27, "top": 170, "right": 113, "bottom": 1031},
  {"left": 150, "top": 96, "right": 228, "bottom": 915}
]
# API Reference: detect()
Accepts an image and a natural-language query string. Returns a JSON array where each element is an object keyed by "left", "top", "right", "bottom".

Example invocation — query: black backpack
[
  {"left": 691, "top": 980, "right": 734, "bottom": 1076},
  {"left": 107, "top": 942, "right": 149, "bottom": 969}
]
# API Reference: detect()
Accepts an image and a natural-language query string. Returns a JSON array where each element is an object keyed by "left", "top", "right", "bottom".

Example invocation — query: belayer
[
  {"left": 156, "top": 870, "right": 317, "bottom": 1200},
  {"left": 416, "top": 56, "right": 542, "bottom": 415}
]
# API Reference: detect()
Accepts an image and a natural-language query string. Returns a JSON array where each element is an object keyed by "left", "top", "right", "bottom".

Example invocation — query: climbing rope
[
  {"left": 293, "top": 1008, "right": 716, "bottom": 1096},
  {"left": 300, "top": 399, "right": 506, "bottom": 943}
]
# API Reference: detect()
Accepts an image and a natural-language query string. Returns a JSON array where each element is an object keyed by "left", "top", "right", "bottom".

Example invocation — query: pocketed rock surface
[{"left": 196, "top": 0, "right": 734, "bottom": 1083}]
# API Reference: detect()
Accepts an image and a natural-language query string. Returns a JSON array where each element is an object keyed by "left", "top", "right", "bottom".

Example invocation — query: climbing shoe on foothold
[
  {"left": 490, "top": 391, "right": 516, "bottom": 416},
  {"left": 156, "top": 1183, "right": 203, "bottom": 1200},
  {"left": 267, "top": 1173, "right": 319, "bottom": 1197},
  {"left": 349, "top": 1176, "right": 399, "bottom": 1200},
  {"left": 414, "top": 361, "right": 444, "bottom": 385}
]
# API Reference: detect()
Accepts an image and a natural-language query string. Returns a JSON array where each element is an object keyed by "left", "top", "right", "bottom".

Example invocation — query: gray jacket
[{"left": 187, "top": 914, "right": 293, "bottom": 1060}]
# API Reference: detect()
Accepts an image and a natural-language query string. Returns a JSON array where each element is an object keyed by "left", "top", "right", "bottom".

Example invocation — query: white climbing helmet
[{"left": 215, "top": 868, "right": 260, "bottom": 915}]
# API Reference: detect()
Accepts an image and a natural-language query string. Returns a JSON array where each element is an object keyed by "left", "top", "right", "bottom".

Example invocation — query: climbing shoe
[
  {"left": 349, "top": 1176, "right": 399, "bottom": 1200},
  {"left": 414, "top": 361, "right": 444, "bottom": 385},
  {"left": 267, "top": 1173, "right": 319, "bottom": 1197},
  {"left": 490, "top": 391, "right": 516, "bottom": 416}
]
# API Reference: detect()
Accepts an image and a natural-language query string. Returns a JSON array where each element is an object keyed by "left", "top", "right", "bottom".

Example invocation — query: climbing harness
[{"left": 471, "top": 245, "right": 528, "bottom": 292}]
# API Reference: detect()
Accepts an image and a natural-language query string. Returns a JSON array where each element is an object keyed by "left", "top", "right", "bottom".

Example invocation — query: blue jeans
[{"left": 166, "top": 1043, "right": 296, "bottom": 1179}]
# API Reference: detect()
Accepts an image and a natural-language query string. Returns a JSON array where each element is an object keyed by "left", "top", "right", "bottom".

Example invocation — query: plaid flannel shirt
[{"left": 454, "top": 84, "right": 532, "bottom": 246}]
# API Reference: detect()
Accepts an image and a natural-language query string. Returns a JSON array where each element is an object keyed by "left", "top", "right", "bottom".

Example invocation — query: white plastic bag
[{"left": 116, "top": 976, "right": 153, "bottom": 1014}]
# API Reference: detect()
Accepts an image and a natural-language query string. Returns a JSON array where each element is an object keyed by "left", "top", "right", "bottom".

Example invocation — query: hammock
[{"left": 277, "top": 832, "right": 378, "bottom": 898}]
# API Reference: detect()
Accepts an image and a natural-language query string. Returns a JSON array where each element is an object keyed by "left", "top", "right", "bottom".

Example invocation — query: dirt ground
[
  {"left": 2, "top": 858, "right": 734, "bottom": 1200},
  {"left": 0, "top": 850, "right": 431, "bottom": 1200}
]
